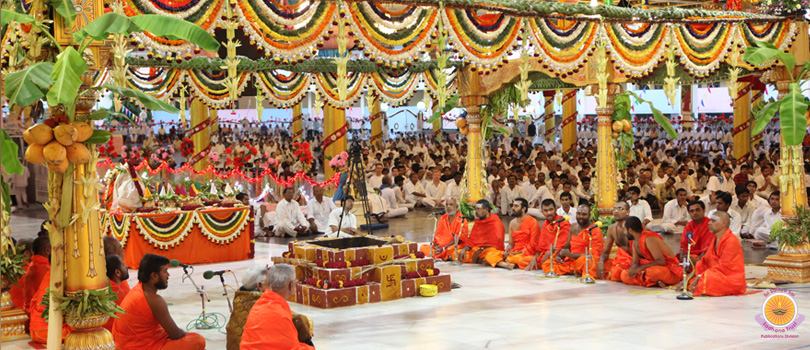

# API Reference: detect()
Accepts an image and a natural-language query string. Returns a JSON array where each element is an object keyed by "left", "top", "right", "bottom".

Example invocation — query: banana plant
[{"left": 744, "top": 40, "right": 810, "bottom": 146}]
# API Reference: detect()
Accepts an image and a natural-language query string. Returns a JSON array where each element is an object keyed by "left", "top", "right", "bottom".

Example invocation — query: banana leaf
[
  {"left": 3, "top": 62, "right": 53, "bottom": 110},
  {"left": 73, "top": 13, "right": 219, "bottom": 52}
]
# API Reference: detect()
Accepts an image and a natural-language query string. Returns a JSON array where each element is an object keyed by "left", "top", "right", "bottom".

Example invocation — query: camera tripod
[{"left": 335, "top": 141, "right": 373, "bottom": 237}]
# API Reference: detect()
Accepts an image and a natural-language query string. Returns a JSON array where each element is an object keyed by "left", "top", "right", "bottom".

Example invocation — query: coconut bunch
[
  {"left": 611, "top": 119, "right": 632, "bottom": 137},
  {"left": 23, "top": 118, "right": 94, "bottom": 174},
  {"left": 455, "top": 118, "right": 468, "bottom": 135}
]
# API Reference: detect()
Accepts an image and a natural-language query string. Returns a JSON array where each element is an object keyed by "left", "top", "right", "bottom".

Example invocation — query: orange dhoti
[
  {"left": 688, "top": 230, "right": 746, "bottom": 296},
  {"left": 541, "top": 254, "right": 594, "bottom": 276},
  {"left": 620, "top": 265, "right": 681, "bottom": 287},
  {"left": 605, "top": 246, "right": 632, "bottom": 282},
  {"left": 462, "top": 247, "right": 505, "bottom": 267}
]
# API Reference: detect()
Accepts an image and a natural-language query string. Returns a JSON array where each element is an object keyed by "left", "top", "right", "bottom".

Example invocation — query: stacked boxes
[{"left": 279, "top": 235, "right": 452, "bottom": 309}]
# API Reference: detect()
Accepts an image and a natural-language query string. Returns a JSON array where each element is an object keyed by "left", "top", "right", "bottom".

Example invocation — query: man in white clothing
[
  {"left": 273, "top": 187, "right": 309, "bottom": 237},
  {"left": 307, "top": 186, "right": 337, "bottom": 235},
  {"left": 445, "top": 173, "right": 463, "bottom": 200},
  {"left": 733, "top": 186, "right": 758, "bottom": 238},
  {"left": 556, "top": 192, "right": 577, "bottom": 225},
  {"left": 500, "top": 175, "right": 528, "bottom": 216},
  {"left": 749, "top": 191, "right": 782, "bottom": 248},
  {"left": 661, "top": 188, "right": 689, "bottom": 234},
  {"left": 380, "top": 177, "right": 408, "bottom": 218},
  {"left": 424, "top": 170, "right": 448, "bottom": 208},
  {"left": 326, "top": 196, "right": 358, "bottom": 237},
  {"left": 367, "top": 164, "right": 384, "bottom": 191},
  {"left": 706, "top": 190, "right": 743, "bottom": 238},
  {"left": 627, "top": 186, "right": 653, "bottom": 227},
  {"left": 404, "top": 172, "right": 429, "bottom": 207}
]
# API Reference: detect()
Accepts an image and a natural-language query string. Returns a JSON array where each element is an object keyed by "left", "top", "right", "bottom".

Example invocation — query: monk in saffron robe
[
  {"left": 679, "top": 200, "right": 712, "bottom": 264},
  {"left": 543, "top": 204, "right": 603, "bottom": 276},
  {"left": 8, "top": 238, "right": 33, "bottom": 310},
  {"left": 621, "top": 217, "right": 683, "bottom": 287},
  {"left": 113, "top": 254, "right": 205, "bottom": 350},
  {"left": 24, "top": 236, "right": 50, "bottom": 314},
  {"left": 504, "top": 199, "right": 541, "bottom": 269},
  {"left": 681, "top": 211, "right": 747, "bottom": 296},
  {"left": 419, "top": 199, "right": 468, "bottom": 260},
  {"left": 29, "top": 271, "right": 72, "bottom": 343},
  {"left": 597, "top": 201, "right": 632, "bottom": 281},
  {"left": 241, "top": 264, "right": 315, "bottom": 350},
  {"left": 104, "top": 255, "right": 131, "bottom": 332},
  {"left": 104, "top": 235, "right": 131, "bottom": 291},
  {"left": 458, "top": 199, "right": 515, "bottom": 269},
  {"left": 522, "top": 199, "right": 571, "bottom": 271}
]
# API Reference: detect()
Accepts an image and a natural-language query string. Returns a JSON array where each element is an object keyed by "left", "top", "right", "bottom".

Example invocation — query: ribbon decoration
[
  {"left": 187, "top": 116, "right": 216, "bottom": 167},
  {"left": 188, "top": 144, "right": 211, "bottom": 166},
  {"left": 323, "top": 122, "right": 350, "bottom": 149}
]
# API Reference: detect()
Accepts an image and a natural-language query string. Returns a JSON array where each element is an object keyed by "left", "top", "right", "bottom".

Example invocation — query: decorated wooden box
[{"left": 274, "top": 235, "right": 452, "bottom": 309}]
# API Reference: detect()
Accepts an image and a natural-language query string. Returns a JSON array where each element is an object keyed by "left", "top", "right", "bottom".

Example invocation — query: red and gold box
[
  {"left": 423, "top": 275, "right": 452, "bottom": 293},
  {"left": 367, "top": 246, "right": 394, "bottom": 264},
  {"left": 401, "top": 279, "right": 417, "bottom": 298}
]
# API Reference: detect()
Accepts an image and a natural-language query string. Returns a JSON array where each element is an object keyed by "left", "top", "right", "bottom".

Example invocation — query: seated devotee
[
  {"left": 661, "top": 189, "right": 689, "bottom": 235},
  {"left": 25, "top": 236, "right": 51, "bottom": 315},
  {"left": 379, "top": 176, "right": 408, "bottom": 218},
  {"left": 655, "top": 177, "right": 677, "bottom": 207},
  {"left": 680, "top": 200, "right": 712, "bottom": 263},
  {"left": 274, "top": 187, "right": 309, "bottom": 238},
  {"left": 523, "top": 199, "right": 571, "bottom": 271},
  {"left": 627, "top": 186, "right": 653, "bottom": 227},
  {"left": 325, "top": 196, "right": 359, "bottom": 237},
  {"left": 104, "top": 235, "right": 130, "bottom": 291},
  {"left": 597, "top": 201, "right": 632, "bottom": 281},
  {"left": 103, "top": 255, "right": 131, "bottom": 332},
  {"left": 706, "top": 191, "right": 742, "bottom": 237},
  {"left": 228, "top": 265, "right": 314, "bottom": 350},
  {"left": 680, "top": 211, "right": 746, "bottom": 296},
  {"left": 404, "top": 172, "right": 430, "bottom": 208},
  {"left": 420, "top": 199, "right": 468, "bottom": 260},
  {"left": 113, "top": 254, "right": 205, "bottom": 350},
  {"left": 457, "top": 200, "right": 515, "bottom": 269},
  {"left": 500, "top": 175, "right": 527, "bottom": 216},
  {"left": 8, "top": 238, "right": 33, "bottom": 310},
  {"left": 241, "top": 264, "right": 315, "bottom": 350},
  {"left": 749, "top": 191, "right": 782, "bottom": 249},
  {"left": 542, "top": 203, "right": 603, "bottom": 276},
  {"left": 556, "top": 192, "right": 577, "bottom": 225},
  {"left": 621, "top": 217, "right": 682, "bottom": 288},
  {"left": 503, "top": 198, "right": 541, "bottom": 269},
  {"left": 733, "top": 186, "right": 758, "bottom": 238},
  {"left": 424, "top": 170, "right": 448, "bottom": 208},
  {"left": 306, "top": 185, "right": 337, "bottom": 235},
  {"left": 29, "top": 271, "right": 72, "bottom": 344}
]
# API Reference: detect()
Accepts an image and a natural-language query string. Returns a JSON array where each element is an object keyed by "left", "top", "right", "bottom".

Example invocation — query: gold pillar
[
  {"left": 543, "top": 90, "right": 556, "bottom": 144},
  {"left": 370, "top": 97, "right": 383, "bottom": 147},
  {"left": 732, "top": 82, "right": 752, "bottom": 160},
  {"left": 588, "top": 84, "right": 621, "bottom": 214},
  {"left": 292, "top": 103, "right": 303, "bottom": 141},
  {"left": 323, "top": 105, "right": 347, "bottom": 180},
  {"left": 750, "top": 83, "right": 766, "bottom": 146},
  {"left": 561, "top": 89, "right": 578, "bottom": 154},
  {"left": 191, "top": 99, "right": 210, "bottom": 171},
  {"left": 458, "top": 68, "right": 488, "bottom": 203}
]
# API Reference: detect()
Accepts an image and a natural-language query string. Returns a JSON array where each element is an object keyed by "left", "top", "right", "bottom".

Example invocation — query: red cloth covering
[
  {"left": 240, "top": 290, "right": 315, "bottom": 350},
  {"left": 103, "top": 280, "right": 131, "bottom": 332},
  {"left": 693, "top": 230, "right": 747, "bottom": 296},
  {"left": 622, "top": 230, "right": 682, "bottom": 287},
  {"left": 511, "top": 216, "right": 540, "bottom": 253},
  {"left": 25, "top": 255, "right": 50, "bottom": 314},
  {"left": 304, "top": 278, "right": 366, "bottom": 289},
  {"left": 466, "top": 214, "right": 505, "bottom": 250},
  {"left": 681, "top": 217, "right": 712, "bottom": 256},
  {"left": 29, "top": 271, "right": 72, "bottom": 344},
  {"left": 526, "top": 216, "right": 571, "bottom": 257},
  {"left": 434, "top": 213, "right": 467, "bottom": 248},
  {"left": 8, "top": 259, "right": 31, "bottom": 310}
]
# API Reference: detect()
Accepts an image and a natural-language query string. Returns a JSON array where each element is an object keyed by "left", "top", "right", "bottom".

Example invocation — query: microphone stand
[
  {"left": 546, "top": 223, "right": 562, "bottom": 278},
  {"left": 581, "top": 228, "right": 596, "bottom": 284},
  {"left": 218, "top": 274, "right": 234, "bottom": 313},
  {"left": 677, "top": 237, "right": 694, "bottom": 300},
  {"left": 181, "top": 266, "right": 215, "bottom": 329},
  {"left": 451, "top": 217, "right": 465, "bottom": 266}
]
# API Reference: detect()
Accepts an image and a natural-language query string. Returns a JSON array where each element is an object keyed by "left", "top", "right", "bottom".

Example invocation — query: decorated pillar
[
  {"left": 588, "top": 83, "right": 622, "bottom": 214},
  {"left": 323, "top": 104, "right": 348, "bottom": 180},
  {"left": 292, "top": 103, "right": 304, "bottom": 141},
  {"left": 771, "top": 76, "right": 808, "bottom": 218},
  {"left": 458, "top": 68, "right": 488, "bottom": 203},
  {"left": 750, "top": 82, "right": 766, "bottom": 146},
  {"left": 732, "top": 82, "right": 752, "bottom": 160},
  {"left": 190, "top": 99, "right": 211, "bottom": 171},
  {"left": 370, "top": 96, "right": 384, "bottom": 147},
  {"left": 681, "top": 85, "right": 694, "bottom": 132},
  {"left": 543, "top": 90, "right": 556, "bottom": 144},
  {"left": 431, "top": 99, "right": 442, "bottom": 140},
  {"left": 561, "top": 89, "right": 578, "bottom": 154}
]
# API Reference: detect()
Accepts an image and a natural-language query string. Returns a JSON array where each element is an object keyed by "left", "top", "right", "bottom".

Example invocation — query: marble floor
[{"left": 4, "top": 206, "right": 809, "bottom": 349}]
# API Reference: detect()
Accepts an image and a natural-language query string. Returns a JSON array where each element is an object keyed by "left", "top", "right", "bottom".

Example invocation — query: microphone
[
  {"left": 686, "top": 231, "right": 693, "bottom": 240},
  {"left": 203, "top": 270, "right": 231, "bottom": 280},
  {"left": 431, "top": 210, "right": 447, "bottom": 217},
  {"left": 462, "top": 215, "right": 476, "bottom": 221},
  {"left": 586, "top": 221, "right": 603, "bottom": 231},
  {"left": 553, "top": 216, "right": 569, "bottom": 223},
  {"left": 170, "top": 259, "right": 191, "bottom": 268}
]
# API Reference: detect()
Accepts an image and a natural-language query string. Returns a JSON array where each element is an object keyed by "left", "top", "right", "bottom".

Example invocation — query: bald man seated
[{"left": 678, "top": 211, "right": 747, "bottom": 296}]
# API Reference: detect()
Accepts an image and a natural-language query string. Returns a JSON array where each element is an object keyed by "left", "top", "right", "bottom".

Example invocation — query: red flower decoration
[
  {"left": 250, "top": 147, "right": 258, "bottom": 155},
  {"left": 225, "top": 147, "right": 233, "bottom": 155}
]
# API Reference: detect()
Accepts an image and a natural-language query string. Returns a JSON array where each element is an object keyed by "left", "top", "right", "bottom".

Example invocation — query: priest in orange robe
[
  {"left": 8, "top": 238, "right": 33, "bottom": 310},
  {"left": 684, "top": 211, "right": 747, "bottom": 296},
  {"left": 504, "top": 198, "right": 541, "bottom": 269},
  {"left": 113, "top": 254, "right": 205, "bottom": 350},
  {"left": 522, "top": 199, "right": 571, "bottom": 271},
  {"left": 679, "top": 200, "right": 712, "bottom": 263},
  {"left": 103, "top": 255, "right": 131, "bottom": 332},
  {"left": 458, "top": 199, "right": 515, "bottom": 269},
  {"left": 24, "top": 236, "right": 50, "bottom": 314},
  {"left": 597, "top": 202, "right": 632, "bottom": 281},
  {"left": 241, "top": 264, "right": 315, "bottom": 350},
  {"left": 621, "top": 217, "right": 683, "bottom": 287},
  {"left": 419, "top": 199, "right": 468, "bottom": 260},
  {"left": 542, "top": 204, "right": 603, "bottom": 276},
  {"left": 28, "top": 271, "right": 72, "bottom": 344}
]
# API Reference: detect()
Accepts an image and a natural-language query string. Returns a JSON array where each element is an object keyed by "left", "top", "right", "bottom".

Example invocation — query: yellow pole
[
  {"left": 732, "top": 82, "right": 752, "bottom": 160},
  {"left": 323, "top": 105, "right": 347, "bottom": 180},
  {"left": 371, "top": 96, "right": 383, "bottom": 147},
  {"left": 592, "top": 84, "right": 621, "bottom": 214},
  {"left": 543, "top": 90, "right": 556, "bottom": 144},
  {"left": 750, "top": 83, "right": 765, "bottom": 146},
  {"left": 432, "top": 98, "right": 442, "bottom": 140},
  {"left": 191, "top": 99, "right": 210, "bottom": 171},
  {"left": 457, "top": 68, "right": 487, "bottom": 203},
  {"left": 292, "top": 103, "right": 303, "bottom": 141},
  {"left": 561, "top": 89, "right": 578, "bottom": 154}
]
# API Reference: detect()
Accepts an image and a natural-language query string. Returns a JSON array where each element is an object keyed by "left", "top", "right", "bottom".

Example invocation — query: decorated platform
[
  {"left": 104, "top": 206, "right": 254, "bottom": 268},
  {"left": 273, "top": 235, "right": 451, "bottom": 309}
]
